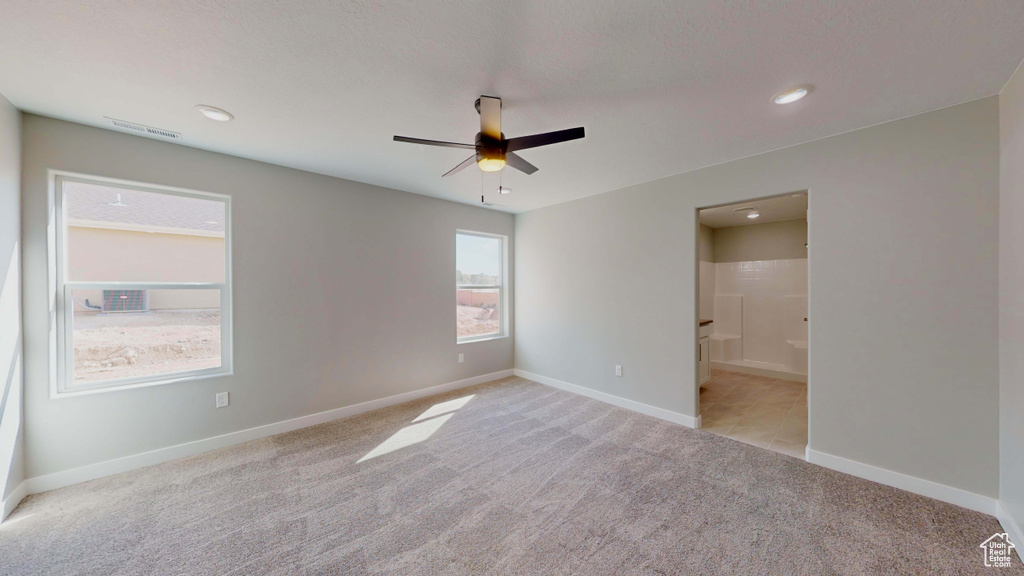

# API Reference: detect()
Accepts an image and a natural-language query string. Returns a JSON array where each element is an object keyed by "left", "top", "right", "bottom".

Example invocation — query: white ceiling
[
  {"left": 2, "top": 1, "right": 1023, "bottom": 213},
  {"left": 700, "top": 194, "right": 807, "bottom": 229}
]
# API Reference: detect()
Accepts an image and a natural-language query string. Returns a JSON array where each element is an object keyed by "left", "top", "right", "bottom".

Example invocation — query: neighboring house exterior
[{"left": 66, "top": 182, "right": 225, "bottom": 312}]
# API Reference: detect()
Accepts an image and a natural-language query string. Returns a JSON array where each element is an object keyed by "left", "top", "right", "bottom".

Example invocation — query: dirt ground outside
[
  {"left": 73, "top": 310, "right": 221, "bottom": 383},
  {"left": 457, "top": 305, "right": 500, "bottom": 339},
  {"left": 74, "top": 306, "right": 495, "bottom": 383}
]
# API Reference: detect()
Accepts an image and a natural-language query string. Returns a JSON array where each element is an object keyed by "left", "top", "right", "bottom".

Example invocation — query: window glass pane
[
  {"left": 71, "top": 288, "right": 221, "bottom": 384},
  {"left": 64, "top": 180, "right": 226, "bottom": 282},
  {"left": 457, "top": 288, "right": 500, "bottom": 340},
  {"left": 456, "top": 233, "right": 502, "bottom": 340},
  {"left": 456, "top": 234, "right": 501, "bottom": 285}
]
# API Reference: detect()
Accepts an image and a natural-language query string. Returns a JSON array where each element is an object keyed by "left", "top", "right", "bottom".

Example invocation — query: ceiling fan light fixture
[
  {"left": 393, "top": 95, "right": 585, "bottom": 180},
  {"left": 477, "top": 157, "right": 506, "bottom": 172}
]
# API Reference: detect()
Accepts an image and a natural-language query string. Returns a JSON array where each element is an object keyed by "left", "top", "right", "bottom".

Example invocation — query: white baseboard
[
  {"left": 805, "top": 447, "right": 996, "bottom": 515},
  {"left": 997, "top": 501, "right": 1024, "bottom": 558},
  {"left": 710, "top": 361, "right": 807, "bottom": 383},
  {"left": 23, "top": 369, "right": 514, "bottom": 497},
  {"left": 1, "top": 481, "right": 28, "bottom": 522},
  {"left": 513, "top": 369, "right": 700, "bottom": 428}
]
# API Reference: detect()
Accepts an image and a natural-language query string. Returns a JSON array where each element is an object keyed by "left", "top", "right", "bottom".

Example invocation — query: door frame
[{"left": 693, "top": 189, "right": 811, "bottom": 458}]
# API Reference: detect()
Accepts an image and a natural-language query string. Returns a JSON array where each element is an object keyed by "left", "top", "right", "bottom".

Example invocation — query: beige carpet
[{"left": 1, "top": 376, "right": 1017, "bottom": 575}]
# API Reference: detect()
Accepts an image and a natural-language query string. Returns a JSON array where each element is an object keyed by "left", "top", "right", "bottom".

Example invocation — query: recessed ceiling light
[
  {"left": 772, "top": 87, "right": 810, "bottom": 105},
  {"left": 498, "top": 187, "right": 512, "bottom": 195},
  {"left": 747, "top": 212, "right": 760, "bottom": 219},
  {"left": 195, "top": 105, "right": 234, "bottom": 122}
]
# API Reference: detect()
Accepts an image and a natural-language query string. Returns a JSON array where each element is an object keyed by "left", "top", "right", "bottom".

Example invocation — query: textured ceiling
[
  {"left": 700, "top": 194, "right": 807, "bottom": 229},
  {"left": 2, "top": 1, "right": 1023, "bottom": 213}
]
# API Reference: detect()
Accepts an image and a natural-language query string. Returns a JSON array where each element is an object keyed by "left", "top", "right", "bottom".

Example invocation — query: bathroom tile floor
[{"left": 699, "top": 369, "right": 807, "bottom": 458}]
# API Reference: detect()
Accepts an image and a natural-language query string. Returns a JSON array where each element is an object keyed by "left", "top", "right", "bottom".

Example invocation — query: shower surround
[{"left": 705, "top": 258, "right": 808, "bottom": 380}]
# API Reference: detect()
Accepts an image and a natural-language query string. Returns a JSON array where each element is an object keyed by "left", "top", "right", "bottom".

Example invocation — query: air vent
[
  {"left": 105, "top": 117, "right": 181, "bottom": 140},
  {"left": 732, "top": 206, "right": 756, "bottom": 212},
  {"left": 144, "top": 127, "right": 180, "bottom": 139},
  {"left": 108, "top": 118, "right": 146, "bottom": 133}
]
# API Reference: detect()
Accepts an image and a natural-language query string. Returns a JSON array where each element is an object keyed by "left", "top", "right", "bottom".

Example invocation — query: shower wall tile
[
  {"left": 714, "top": 258, "right": 808, "bottom": 366},
  {"left": 699, "top": 260, "right": 716, "bottom": 320}
]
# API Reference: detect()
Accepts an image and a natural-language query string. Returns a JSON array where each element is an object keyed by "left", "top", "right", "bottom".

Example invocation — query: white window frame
[
  {"left": 51, "top": 172, "right": 233, "bottom": 396},
  {"left": 456, "top": 230, "right": 508, "bottom": 344}
]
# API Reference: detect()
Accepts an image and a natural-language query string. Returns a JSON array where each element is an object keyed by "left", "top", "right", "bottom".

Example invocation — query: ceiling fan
[{"left": 393, "top": 95, "right": 585, "bottom": 177}]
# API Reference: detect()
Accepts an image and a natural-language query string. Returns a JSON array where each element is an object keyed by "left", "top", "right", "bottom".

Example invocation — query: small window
[
  {"left": 54, "top": 175, "right": 231, "bottom": 394},
  {"left": 456, "top": 231, "right": 505, "bottom": 342}
]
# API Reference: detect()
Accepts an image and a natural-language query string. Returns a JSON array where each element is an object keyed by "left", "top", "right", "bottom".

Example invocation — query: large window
[
  {"left": 54, "top": 175, "right": 231, "bottom": 394},
  {"left": 456, "top": 231, "right": 505, "bottom": 342}
]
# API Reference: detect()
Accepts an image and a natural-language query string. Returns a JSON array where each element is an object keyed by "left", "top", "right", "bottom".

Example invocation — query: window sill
[
  {"left": 52, "top": 369, "right": 232, "bottom": 399},
  {"left": 457, "top": 334, "right": 509, "bottom": 345}
]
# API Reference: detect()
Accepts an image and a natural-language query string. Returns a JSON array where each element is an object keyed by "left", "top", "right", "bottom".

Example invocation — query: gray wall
[
  {"left": 0, "top": 94, "right": 22, "bottom": 503},
  {"left": 515, "top": 97, "right": 999, "bottom": 497},
  {"left": 713, "top": 219, "right": 807, "bottom": 263},
  {"left": 21, "top": 115, "right": 514, "bottom": 478},
  {"left": 999, "top": 63, "right": 1024, "bottom": 534},
  {"left": 698, "top": 224, "right": 714, "bottom": 262}
]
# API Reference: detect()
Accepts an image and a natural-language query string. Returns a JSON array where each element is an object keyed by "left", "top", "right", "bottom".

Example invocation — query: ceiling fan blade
[
  {"left": 442, "top": 155, "right": 478, "bottom": 177},
  {"left": 394, "top": 135, "right": 475, "bottom": 150},
  {"left": 505, "top": 152, "right": 539, "bottom": 175},
  {"left": 478, "top": 96, "right": 501, "bottom": 140},
  {"left": 504, "top": 127, "right": 585, "bottom": 152}
]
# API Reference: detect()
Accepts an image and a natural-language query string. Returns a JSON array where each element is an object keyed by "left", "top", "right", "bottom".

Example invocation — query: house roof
[{"left": 65, "top": 180, "right": 225, "bottom": 234}]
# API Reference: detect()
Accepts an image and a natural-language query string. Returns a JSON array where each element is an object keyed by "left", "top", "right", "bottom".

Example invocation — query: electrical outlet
[
  {"left": 458, "top": 353, "right": 464, "bottom": 364},
  {"left": 615, "top": 365, "right": 623, "bottom": 377},
  {"left": 216, "top": 392, "right": 229, "bottom": 408}
]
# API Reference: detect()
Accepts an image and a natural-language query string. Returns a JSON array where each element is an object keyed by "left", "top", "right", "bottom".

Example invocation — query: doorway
[{"left": 696, "top": 193, "right": 808, "bottom": 458}]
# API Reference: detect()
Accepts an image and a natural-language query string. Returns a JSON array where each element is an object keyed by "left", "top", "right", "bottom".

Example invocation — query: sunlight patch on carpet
[
  {"left": 358, "top": 413, "right": 454, "bottom": 462},
  {"left": 413, "top": 395, "right": 474, "bottom": 422}
]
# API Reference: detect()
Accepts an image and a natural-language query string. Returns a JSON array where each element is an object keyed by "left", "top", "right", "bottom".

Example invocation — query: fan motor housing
[{"left": 475, "top": 132, "right": 505, "bottom": 164}]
